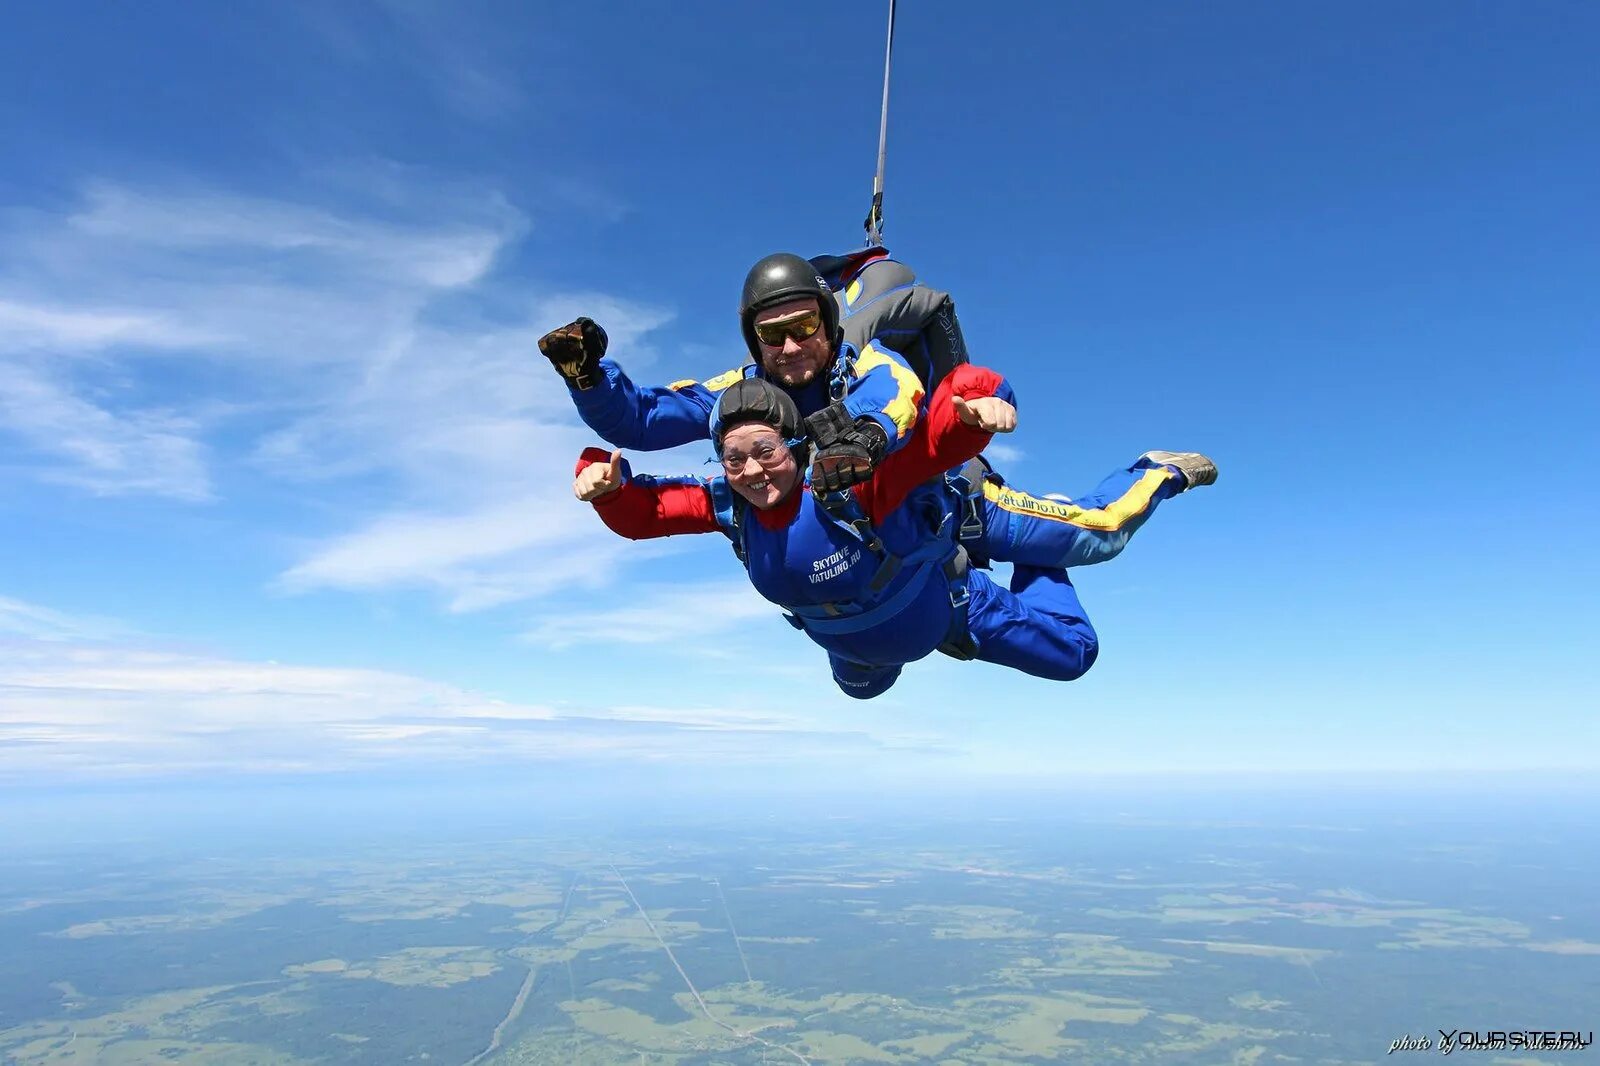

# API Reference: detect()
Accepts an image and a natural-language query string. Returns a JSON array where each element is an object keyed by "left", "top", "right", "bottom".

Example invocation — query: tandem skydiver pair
[{"left": 540, "top": 251, "right": 1216, "bottom": 698}]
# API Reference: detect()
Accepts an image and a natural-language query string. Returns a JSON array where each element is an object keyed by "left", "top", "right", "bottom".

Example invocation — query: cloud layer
[
  {"left": 0, "top": 596, "right": 935, "bottom": 783},
  {"left": 0, "top": 176, "right": 678, "bottom": 608}
]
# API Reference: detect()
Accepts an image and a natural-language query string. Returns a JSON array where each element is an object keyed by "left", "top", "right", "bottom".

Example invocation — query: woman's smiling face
[{"left": 720, "top": 422, "right": 800, "bottom": 509}]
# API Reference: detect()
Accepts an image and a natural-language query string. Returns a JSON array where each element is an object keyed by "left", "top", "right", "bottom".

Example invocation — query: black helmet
[
  {"left": 738, "top": 252, "right": 839, "bottom": 362},
  {"left": 710, "top": 377, "right": 803, "bottom": 453}
]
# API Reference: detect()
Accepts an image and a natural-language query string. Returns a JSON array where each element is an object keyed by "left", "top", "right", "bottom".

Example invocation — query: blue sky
[{"left": 1, "top": 1, "right": 1595, "bottom": 788}]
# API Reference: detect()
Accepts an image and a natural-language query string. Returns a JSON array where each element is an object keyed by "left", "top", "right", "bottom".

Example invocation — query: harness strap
[
  {"left": 707, "top": 477, "right": 746, "bottom": 564},
  {"left": 785, "top": 556, "right": 944, "bottom": 635},
  {"left": 949, "top": 457, "right": 988, "bottom": 542},
  {"left": 936, "top": 545, "right": 979, "bottom": 660},
  {"left": 800, "top": 457, "right": 985, "bottom": 629},
  {"left": 785, "top": 545, "right": 978, "bottom": 656},
  {"left": 814, "top": 485, "right": 898, "bottom": 594}
]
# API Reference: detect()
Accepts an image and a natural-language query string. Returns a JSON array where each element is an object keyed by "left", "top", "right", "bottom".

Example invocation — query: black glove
[
  {"left": 537, "top": 317, "right": 608, "bottom": 390},
  {"left": 804, "top": 404, "right": 889, "bottom": 492}
]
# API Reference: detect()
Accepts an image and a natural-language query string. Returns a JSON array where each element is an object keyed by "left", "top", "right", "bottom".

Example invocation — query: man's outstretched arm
[{"left": 541, "top": 318, "right": 734, "bottom": 451}]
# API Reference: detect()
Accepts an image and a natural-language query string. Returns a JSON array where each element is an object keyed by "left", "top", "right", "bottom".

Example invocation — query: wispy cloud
[
  {"left": 0, "top": 298, "right": 215, "bottom": 350},
  {"left": 0, "top": 595, "right": 127, "bottom": 643},
  {"left": 278, "top": 489, "right": 643, "bottom": 611},
  {"left": 69, "top": 182, "right": 511, "bottom": 289},
  {"left": 0, "top": 603, "right": 934, "bottom": 782},
  {"left": 0, "top": 361, "right": 212, "bottom": 500},
  {"left": 521, "top": 579, "right": 779, "bottom": 648},
  {"left": 983, "top": 442, "right": 1025, "bottom": 464},
  {"left": 295, "top": 0, "right": 530, "bottom": 123},
  {"left": 0, "top": 176, "right": 676, "bottom": 607}
]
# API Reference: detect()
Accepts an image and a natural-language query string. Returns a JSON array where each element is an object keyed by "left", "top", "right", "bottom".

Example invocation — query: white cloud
[
  {"left": 0, "top": 360, "right": 212, "bottom": 500},
  {"left": 285, "top": 496, "right": 572, "bottom": 587},
  {"left": 520, "top": 579, "right": 779, "bottom": 649},
  {"left": 0, "top": 618, "right": 928, "bottom": 782},
  {"left": 69, "top": 182, "right": 511, "bottom": 289},
  {"left": 277, "top": 487, "right": 646, "bottom": 609},
  {"left": 0, "top": 178, "right": 527, "bottom": 509},
  {"left": 983, "top": 442, "right": 1025, "bottom": 464},
  {"left": 0, "top": 176, "right": 678, "bottom": 607},
  {"left": 0, "top": 298, "right": 215, "bottom": 350},
  {"left": 294, "top": 1, "right": 529, "bottom": 123},
  {"left": 0, "top": 595, "right": 126, "bottom": 643}
]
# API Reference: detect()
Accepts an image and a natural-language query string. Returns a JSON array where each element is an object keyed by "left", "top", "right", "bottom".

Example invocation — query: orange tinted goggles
[{"left": 752, "top": 310, "right": 822, "bottom": 347}]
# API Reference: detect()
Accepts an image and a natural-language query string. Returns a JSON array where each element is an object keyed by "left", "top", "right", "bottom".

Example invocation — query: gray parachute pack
[{"left": 809, "top": 249, "right": 969, "bottom": 392}]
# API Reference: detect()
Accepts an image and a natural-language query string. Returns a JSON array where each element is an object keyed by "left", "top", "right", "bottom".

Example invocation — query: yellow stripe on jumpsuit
[{"left": 973, "top": 457, "right": 1185, "bottom": 568}]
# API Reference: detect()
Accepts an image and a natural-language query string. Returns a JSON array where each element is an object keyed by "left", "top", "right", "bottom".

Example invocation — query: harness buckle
[
  {"left": 949, "top": 581, "right": 970, "bottom": 611},
  {"left": 944, "top": 544, "right": 972, "bottom": 611},
  {"left": 958, "top": 498, "right": 984, "bottom": 542}
]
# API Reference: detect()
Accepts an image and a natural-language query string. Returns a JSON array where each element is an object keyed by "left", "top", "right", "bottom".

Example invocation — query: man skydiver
[
  {"left": 542, "top": 253, "right": 918, "bottom": 494},
  {"left": 540, "top": 251, "right": 1217, "bottom": 571},
  {"left": 572, "top": 368, "right": 1100, "bottom": 699}
]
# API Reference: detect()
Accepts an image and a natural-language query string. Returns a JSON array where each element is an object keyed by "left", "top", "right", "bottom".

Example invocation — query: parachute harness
[{"left": 804, "top": 477, "right": 979, "bottom": 661}]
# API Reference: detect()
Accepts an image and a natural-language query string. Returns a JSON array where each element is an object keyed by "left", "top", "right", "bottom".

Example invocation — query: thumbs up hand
[
  {"left": 953, "top": 394, "right": 1017, "bottom": 433},
  {"left": 574, "top": 449, "right": 626, "bottom": 501}
]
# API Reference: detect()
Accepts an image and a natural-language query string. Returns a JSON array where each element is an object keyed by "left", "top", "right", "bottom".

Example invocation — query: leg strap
[{"left": 936, "top": 546, "right": 979, "bottom": 661}]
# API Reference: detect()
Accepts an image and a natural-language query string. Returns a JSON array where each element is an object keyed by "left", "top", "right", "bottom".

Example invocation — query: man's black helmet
[
  {"left": 738, "top": 252, "right": 839, "bottom": 362},
  {"left": 710, "top": 377, "right": 803, "bottom": 452}
]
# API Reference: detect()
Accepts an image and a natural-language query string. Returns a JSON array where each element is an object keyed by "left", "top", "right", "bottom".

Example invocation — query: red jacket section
[{"left": 576, "top": 449, "right": 718, "bottom": 539}]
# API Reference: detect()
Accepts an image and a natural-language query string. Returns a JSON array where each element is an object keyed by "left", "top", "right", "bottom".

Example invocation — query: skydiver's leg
[
  {"left": 974, "top": 457, "right": 1187, "bottom": 569},
  {"left": 963, "top": 566, "right": 1099, "bottom": 682},
  {"left": 828, "top": 654, "right": 903, "bottom": 701}
]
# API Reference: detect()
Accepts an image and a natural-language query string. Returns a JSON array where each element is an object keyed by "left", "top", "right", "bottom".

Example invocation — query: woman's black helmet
[
  {"left": 710, "top": 377, "right": 803, "bottom": 453},
  {"left": 738, "top": 252, "right": 839, "bottom": 362}
]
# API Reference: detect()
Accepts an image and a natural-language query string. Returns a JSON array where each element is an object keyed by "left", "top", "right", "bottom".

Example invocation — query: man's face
[
  {"left": 720, "top": 423, "right": 800, "bottom": 510},
  {"left": 753, "top": 297, "right": 832, "bottom": 388}
]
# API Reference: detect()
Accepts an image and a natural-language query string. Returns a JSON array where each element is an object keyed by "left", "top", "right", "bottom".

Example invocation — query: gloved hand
[
  {"left": 804, "top": 403, "right": 889, "bottom": 492},
  {"left": 537, "top": 317, "right": 608, "bottom": 390}
]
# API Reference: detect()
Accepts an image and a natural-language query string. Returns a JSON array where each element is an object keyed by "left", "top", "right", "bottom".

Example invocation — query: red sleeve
[
  {"left": 576, "top": 447, "right": 720, "bottom": 539},
  {"left": 856, "top": 365, "right": 1007, "bottom": 522}
]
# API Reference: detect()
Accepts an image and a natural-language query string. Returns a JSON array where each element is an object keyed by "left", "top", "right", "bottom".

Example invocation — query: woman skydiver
[{"left": 572, "top": 366, "right": 1104, "bottom": 699}]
